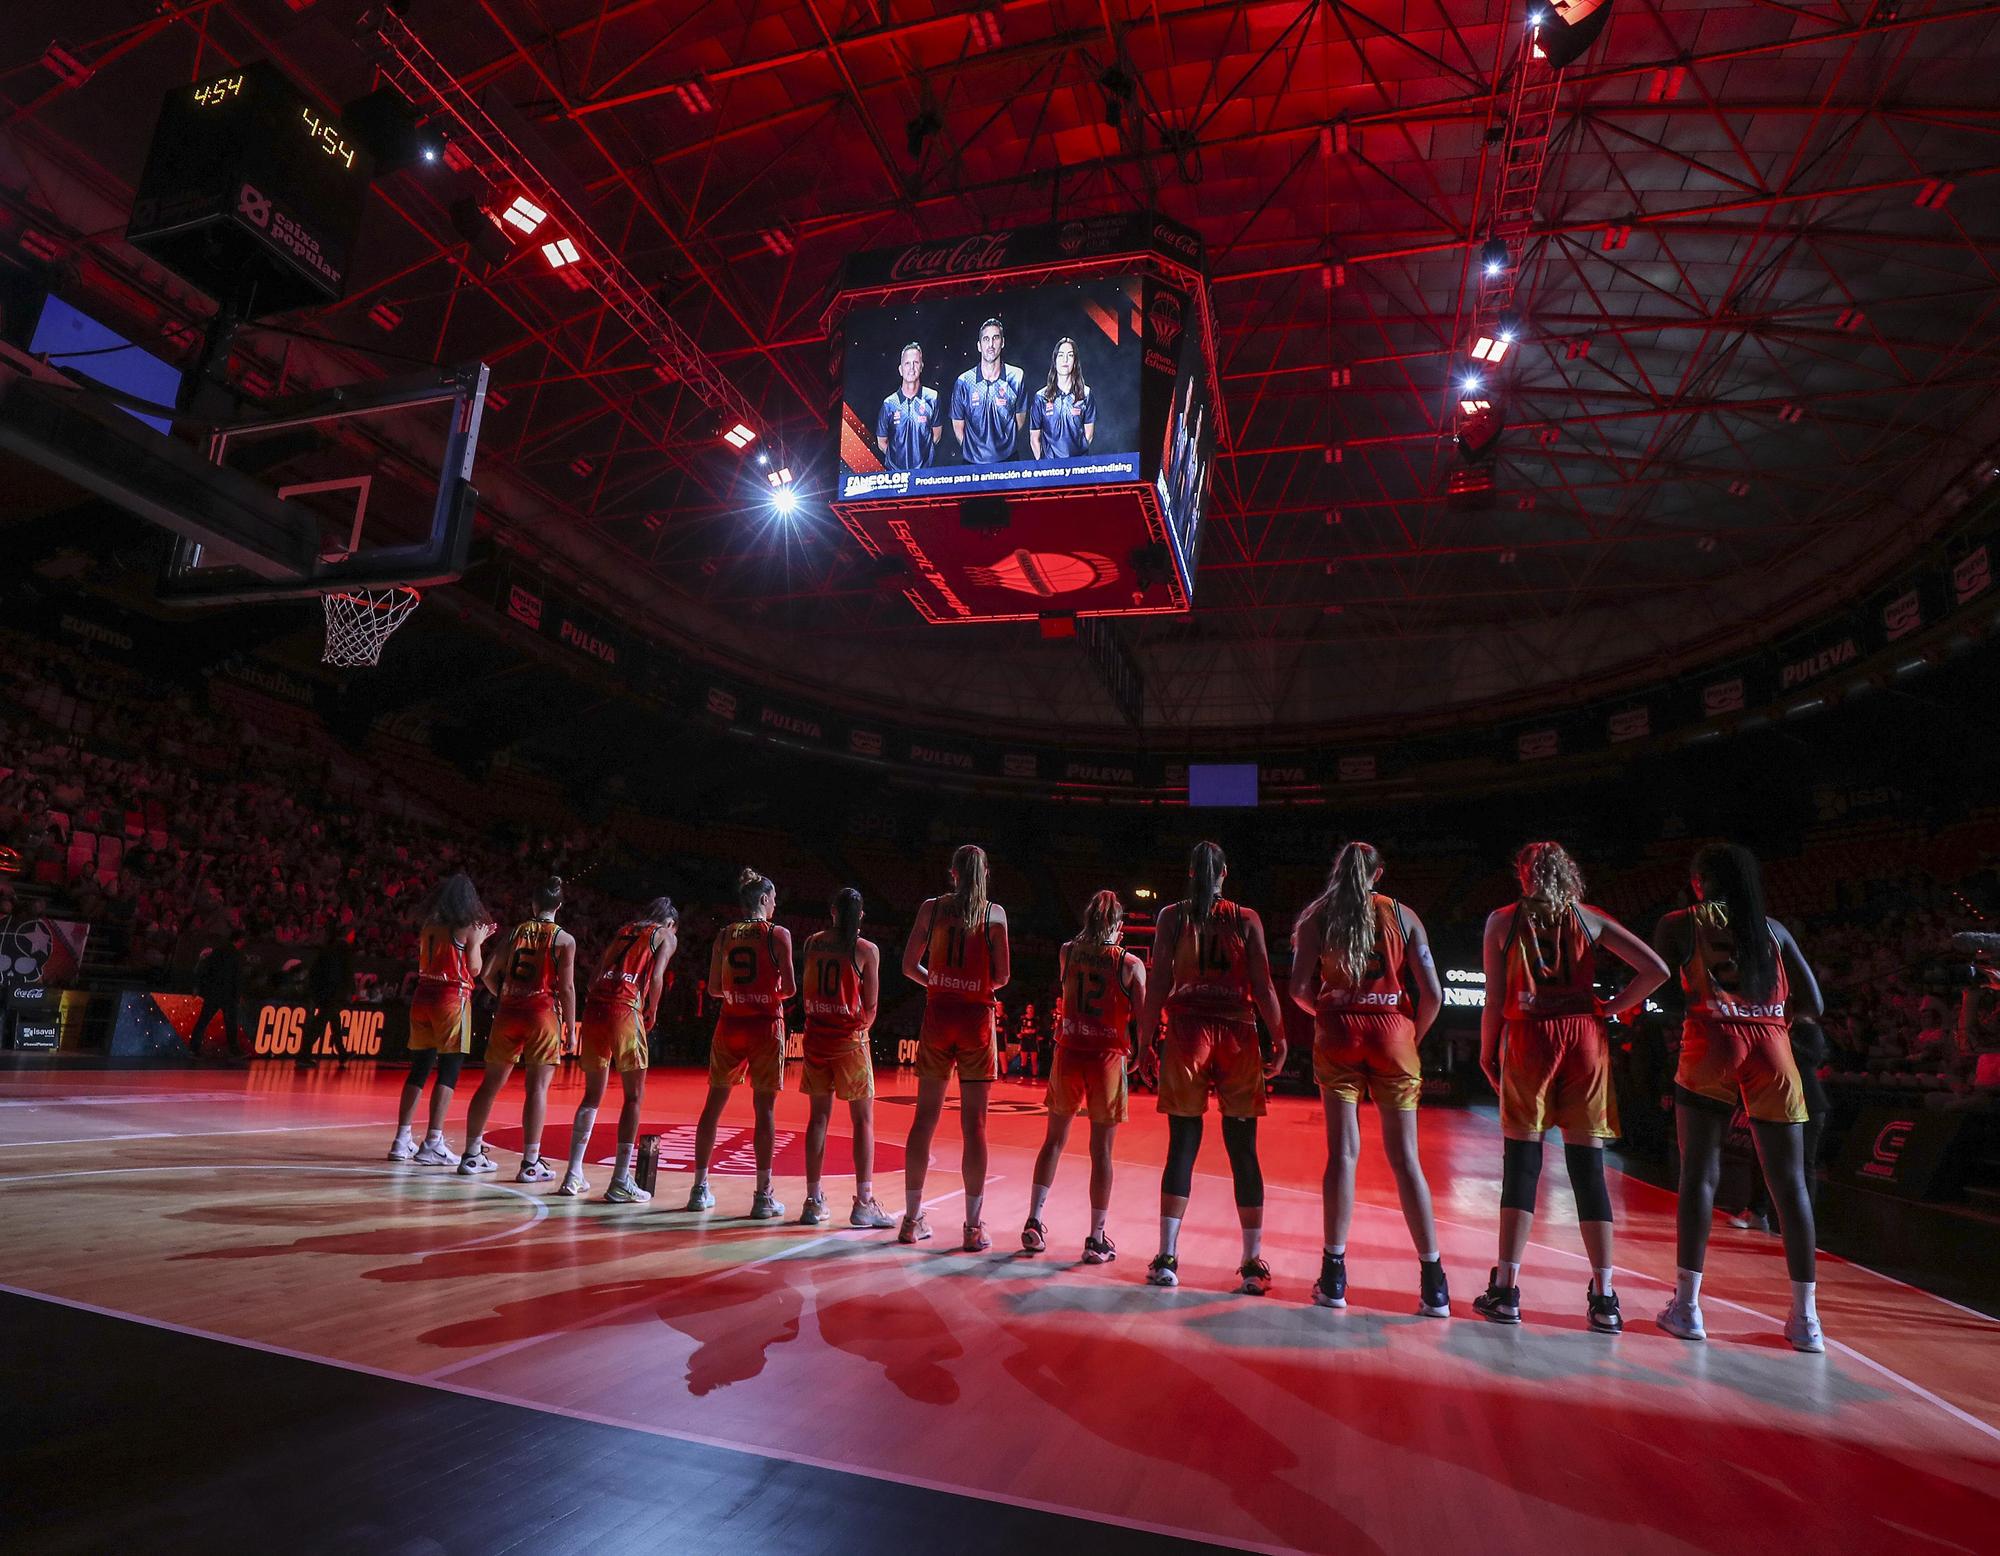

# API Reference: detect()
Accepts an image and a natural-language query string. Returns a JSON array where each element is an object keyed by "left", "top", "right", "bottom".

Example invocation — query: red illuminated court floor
[{"left": 3, "top": 1061, "right": 1997, "bottom": 1552}]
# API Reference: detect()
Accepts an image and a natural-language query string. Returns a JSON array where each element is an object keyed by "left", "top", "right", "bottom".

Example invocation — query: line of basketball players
[{"left": 384, "top": 834, "right": 1827, "bottom": 1351}]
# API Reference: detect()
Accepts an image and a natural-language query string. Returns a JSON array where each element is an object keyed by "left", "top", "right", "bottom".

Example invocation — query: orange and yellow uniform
[
  {"left": 710, "top": 919, "right": 787, "bottom": 1092},
  {"left": 1157, "top": 901, "right": 1266, "bottom": 1118},
  {"left": 801, "top": 935, "right": 873, "bottom": 1101},
  {"left": 1673, "top": 907, "right": 1807, "bottom": 1124},
  {"left": 408, "top": 925, "right": 475, "bottom": 1054},
  {"left": 1049, "top": 941, "right": 1137, "bottom": 1125},
  {"left": 583, "top": 920, "right": 661, "bottom": 1073},
  {"left": 1313, "top": 895, "right": 1422, "bottom": 1110},
  {"left": 916, "top": 903, "right": 999, "bottom": 1084},
  {"left": 488, "top": 919, "right": 564, "bottom": 1067},
  {"left": 1497, "top": 902, "right": 1615, "bottom": 1139}
]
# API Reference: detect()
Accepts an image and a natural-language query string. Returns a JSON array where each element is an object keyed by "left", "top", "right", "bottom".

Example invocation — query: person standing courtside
[
  {"left": 560, "top": 897, "right": 678, "bottom": 1204},
  {"left": 296, "top": 929, "right": 356, "bottom": 1069},
  {"left": 458, "top": 877, "right": 575, "bottom": 1184},
  {"left": 685, "top": 869, "right": 796, "bottom": 1218},
  {"left": 188, "top": 933, "right": 247, "bottom": 1062}
]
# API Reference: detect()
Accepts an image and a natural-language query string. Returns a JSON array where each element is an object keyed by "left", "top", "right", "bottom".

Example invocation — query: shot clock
[{"left": 128, "top": 62, "right": 373, "bottom": 317}]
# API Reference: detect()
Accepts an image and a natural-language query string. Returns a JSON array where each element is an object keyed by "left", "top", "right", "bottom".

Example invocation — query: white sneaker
[
  {"left": 1658, "top": 1296, "right": 1707, "bottom": 1342},
  {"left": 850, "top": 1197, "right": 896, "bottom": 1229},
  {"left": 683, "top": 1181, "right": 715, "bottom": 1212},
  {"left": 799, "top": 1194, "right": 828, "bottom": 1226},
  {"left": 556, "top": 1170, "right": 590, "bottom": 1198},
  {"left": 457, "top": 1150, "right": 496, "bottom": 1175},
  {"left": 515, "top": 1158, "right": 555, "bottom": 1184},
  {"left": 749, "top": 1190, "right": 785, "bottom": 1220},
  {"left": 413, "top": 1139, "right": 460, "bottom": 1167},
  {"left": 1785, "top": 1312, "right": 1825, "bottom": 1354},
  {"left": 603, "top": 1178, "right": 652, "bottom": 1204},
  {"left": 386, "top": 1135, "right": 416, "bottom": 1162}
]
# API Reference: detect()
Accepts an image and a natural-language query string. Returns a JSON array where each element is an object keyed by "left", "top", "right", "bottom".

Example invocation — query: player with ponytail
[
  {"left": 389, "top": 872, "right": 496, "bottom": 1166},
  {"left": 899, "top": 844, "right": 1011, "bottom": 1250},
  {"left": 685, "top": 868, "right": 797, "bottom": 1217},
  {"left": 1473, "top": 842, "right": 1668, "bottom": 1332},
  {"left": 1291, "top": 843, "right": 1449, "bottom": 1315},
  {"left": 798, "top": 887, "right": 894, "bottom": 1229},
  {"left": 1021, "top": 890, "right": 1146, "bottom": 1263},
  {"left": 1133, "top": 842, "right": 1291, "bottom": 1294},
  {"left": 1653, "top": 843, "right": 1828, "bottom": 1352},
  {"left": 459, "top": 876, "right": 576, "bottom": 1183}
]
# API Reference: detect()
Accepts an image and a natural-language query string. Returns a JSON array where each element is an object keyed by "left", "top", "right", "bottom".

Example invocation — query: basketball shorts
[
  {"left": 802, "top": 1033, "right": 874, "bottom": 1101},
  {"left": 1499, "top": 1016, "right": 1617, "bottom": 1139},
  {"left": 407, "top": 989, "right": 471, "bottom": 1055},
  {"left": 1157, "top": 1013, "right": 1266, "bottom": 1118},
  {"left": 917, "top": 1000, "right": 997, "bottom": 1084},
  {"left": 1676, "top": 1019, "right": 1808, "bottom": 1125},
  {"left": 582, "top": 1000, "right": 648, "bottom": 1074},
  {"left": 487, "top": 999, "right": 562, "bottom": 1067},
  {"left": 1315, "top": 1013, "right": 1422, "bottom": 1110},
  {"left": 1046, "top": 1046, "right": 1129, "bottom": 1125},
  {"left": 710, "top": 1015, "right": 785, "bottom": 1093}
]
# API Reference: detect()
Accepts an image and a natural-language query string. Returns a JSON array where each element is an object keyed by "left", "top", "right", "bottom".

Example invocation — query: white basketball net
[{"left": 321, "top": 586, "right": 420, "bottom": 668}]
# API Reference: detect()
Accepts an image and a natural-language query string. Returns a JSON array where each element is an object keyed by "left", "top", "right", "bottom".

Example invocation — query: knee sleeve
[
  {"left": 434, "top": 1054, "right": 465, "bottom": 1091},
  {"left": 1162, "top": 1115, "right": 1202, "bottom": 1198},
  {"left": 1500, "top": 1137, "right": 1544, "bottom": 1213},
  {"left": 1220, "top": 1116, "right": 1264, "bottom": 1208},
  {"left": 1564, "top": 1142, "right": 1612, "bottom": 1222},
  {"left": 406, "top": 1050, "right": 436, "bottom": 1088}
]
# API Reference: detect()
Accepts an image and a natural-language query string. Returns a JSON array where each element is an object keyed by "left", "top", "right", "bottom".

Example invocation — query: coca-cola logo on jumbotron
[
  {"left": 1147, "top": 289, "right": 1185, "bottom": 351},
  {"left": 1152, "top": 221, "right": 1200, "bottom": 260},
  {"left": 1884, "top": 589, "right": 1922, "bottom": 640},
  {"left": 887, "top": 232, "right": 1014, "bottom": 283}
]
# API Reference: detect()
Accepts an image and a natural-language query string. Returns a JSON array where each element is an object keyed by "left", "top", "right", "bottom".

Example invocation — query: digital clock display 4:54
[{"left": 298, "top": 108, "right": 358, "bottom": 171}]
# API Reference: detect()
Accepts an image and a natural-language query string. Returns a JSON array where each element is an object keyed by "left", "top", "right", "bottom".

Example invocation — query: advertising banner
[{"left": 0, "top": 917, "right": 90, "bottom": 999}]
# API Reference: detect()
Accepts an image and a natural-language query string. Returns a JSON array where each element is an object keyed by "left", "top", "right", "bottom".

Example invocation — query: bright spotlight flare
[{"left": 772, "top": 485, "right": 799, "bottom": 518}]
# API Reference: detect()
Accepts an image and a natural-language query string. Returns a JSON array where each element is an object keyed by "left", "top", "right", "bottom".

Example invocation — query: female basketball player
[
  {"left": 1022, "top": 890, "right": 1145, "bottom": 1263},
  {"left": 1027, "top": 337, "right": 1094, "bottom": 461},
  {"left": 388, "top": 872, "right": 495, "bottom": 1165},
  {"left": 1290, "top": 842, "right": 1449, "bottom": 1316},
  {"left": 1135, "top": 842, "right": 1291, "bottom": 1294},
  {"left": 899, "top": 844, "right": 1011, "bottom": 1251},
  {"left": 1653, "top": 844, "right": 1827, "bottom": 1352},
  {"left": 798, "top": 888, "right": 896, "bottom": 1229},
  {"left": 1472, "top": 843, "right": 1668, "bottom": 1331},
  {"left": 458, "top": 877, "right": 576, "bottom": 1183},
  {"left": 557, "top": 897, "right": 678, "bottom": 1203},
  {"left": 685, "top": 869, "right": 796, "bottom": 1218}
]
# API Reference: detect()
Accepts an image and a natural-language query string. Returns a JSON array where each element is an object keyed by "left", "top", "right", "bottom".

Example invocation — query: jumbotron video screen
[{"left": 837, "top": 275, "right": 1146, "bottom": 501}]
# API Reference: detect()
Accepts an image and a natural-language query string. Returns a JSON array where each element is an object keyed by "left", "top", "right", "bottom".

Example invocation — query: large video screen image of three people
[{"left": 837, "top": 276, "right": 1147, "bottom": 500}]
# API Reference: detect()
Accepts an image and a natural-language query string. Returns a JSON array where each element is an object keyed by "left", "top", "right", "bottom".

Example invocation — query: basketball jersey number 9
[{"left": 728, "top": 945, "right": 758, "bottom": 985}]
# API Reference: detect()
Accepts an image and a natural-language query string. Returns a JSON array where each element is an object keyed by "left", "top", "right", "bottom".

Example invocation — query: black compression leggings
[
  {"left": 1221, "top": 1116, "right": 1264, "bottom": 1208},
  {"left": 405, "top": 1051, "right": 465, "bottom": 1092},
  {"left": 1163, "top": 1115, "right": 1202, "bottom": 1197}
]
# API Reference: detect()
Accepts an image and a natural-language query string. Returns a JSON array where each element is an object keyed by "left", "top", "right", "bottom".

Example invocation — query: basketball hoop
[{"left": 321, "top": 585, "right": 420, "bottom": 667}]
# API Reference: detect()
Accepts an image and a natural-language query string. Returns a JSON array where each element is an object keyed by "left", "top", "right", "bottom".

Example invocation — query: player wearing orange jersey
[
  {"left": 685, "top": 868, "right": 797, "bottom": 1218},
  {"left": 458, "top": 876, "right": 577, "bottom": 1183},
  {"left": 899, "top": 844, "right": 1012, "bottom": 1251},
  {"left": 388, "top": 872, "right": 497, "bottom": 1166},
  {"left": 797, "top": 888, "right": 895, "bottom": 1230},
  {"left": 556, "top": 897, "right": 678, "bottom": 1203},
  {"left": 1022, "top": 890, "right": 1145, "bottom": 1264},
  {"left": 1472, "top": 843, "right": 1668, "bottom": 1331},
  {"left": 1654, "top": 844, "right": 1826, "bottom": 1352},
  {"left": 1135, "top": 842, "right": 1290, "bottom": 1294},
  {"left": 1290, "top": 842, "right": 1449, "bottom": 1316}
]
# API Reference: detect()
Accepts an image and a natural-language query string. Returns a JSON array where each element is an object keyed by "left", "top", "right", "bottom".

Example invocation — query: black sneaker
[
  {"left": 1473, "top": 1266, "right": 1522, "bottom": 1324},
  {"left": 1082, "top": 1232, "right": 1116, "bottom": 1265},
  {"left": 1237, "top": 1258, "right": 1273, "bottom": 1296},
  {"left": 1419, "top": 1259, "right": 1450, "bottom": 1318},
  {"left": 1146, "top": 1253, "right": 1180, "bottom": 1287},
  {"left": 1311, "top": 1252, "right": 1348, "bottom": 1308},
  {"left": 1586, "top": 1282, "right": 1623, "bottom": 1334}
]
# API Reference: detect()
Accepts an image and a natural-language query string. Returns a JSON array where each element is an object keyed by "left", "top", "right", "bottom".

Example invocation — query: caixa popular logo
[
  {"left": 253, "top": 1004, "right": 385, "bottom": 1058},
  {"left": 1147, "top": 290, "right": 1185, "bottom": 352},
  {"left": 237, "top": 183, "right": 272, "bottom": 229},
  {"left": 1859, "top": 1118, "right": 1915, "bottom": 1180}
]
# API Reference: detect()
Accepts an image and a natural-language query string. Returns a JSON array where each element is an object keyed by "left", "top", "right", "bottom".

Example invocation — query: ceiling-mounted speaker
[{"left": 961, "top": 494, "right": 1009, "bottom": 533}]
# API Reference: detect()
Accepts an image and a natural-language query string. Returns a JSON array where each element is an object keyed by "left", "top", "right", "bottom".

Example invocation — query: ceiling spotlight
[
  {"left": 540, "top": 235, "right": 581, "bottom": 269},
  {"left": 772, "top": 486, "right": 799, "bottom": 518},
  {"left": 1471, "top": 334, "right": 1511, "bottom": 363},
  {"left": 1462, "top": 375, "right": 1483, "bottom": 392},
  {"left": 722, "top": 422, "right": 757, "bottom": 450},
  {"left": 764, "top": 465, "right": 795, "bottom": 488},
  {"left": 1480, "top": 237, "right": 1509, "bottom": 276},
  {"left": 756, "top": 450, "right": 771, "bottom": 466},
  {"left": 500, "top": 195, "right": 547, "bottom": 235}
]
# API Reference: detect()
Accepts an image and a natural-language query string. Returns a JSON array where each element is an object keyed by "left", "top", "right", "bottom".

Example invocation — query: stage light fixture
[
  {"left": 1539, "top": 0, "right": 1617, "bottom": 69},
  {"left": 1481, "top": 237, "right": 1509, "bottom": 277},
  {"left": 772, "top": 485, "right": 798, "bottom": 518},
  {"left": 764, "top": 466, "right": 794, "bottom": 488},
  {"left": 1462, "top": 375, "right": 1484, "bottom": 393},
  {"left": 540, "top": 235, "right": 581, "bottom": 268},
  {"left": 756, "top": 450, "right": 771, "bottom": 466},
  {"left": 500, "top": 195, "right": 547, "bottom": 235},
  {"left": 1471, "top": 333, "right": 1511, "bottom": 363},
  {"left": 722, "top": 422, "right": 757, "bottom": 450}
]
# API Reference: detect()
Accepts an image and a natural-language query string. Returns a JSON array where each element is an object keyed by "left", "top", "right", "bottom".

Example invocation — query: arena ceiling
[{"left": 5, "top": 0, "right": 2000, "bottom": 744}]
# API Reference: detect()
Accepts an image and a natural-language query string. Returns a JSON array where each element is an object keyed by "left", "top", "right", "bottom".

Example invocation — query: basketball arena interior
[{"left": 3, "top": 2, "right": 2000, "bottom": 1551}]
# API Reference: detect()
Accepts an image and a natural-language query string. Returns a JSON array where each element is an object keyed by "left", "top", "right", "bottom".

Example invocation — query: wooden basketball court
[{"left": 5, "top": 1060, "right": 1997, "bottom": 1552}]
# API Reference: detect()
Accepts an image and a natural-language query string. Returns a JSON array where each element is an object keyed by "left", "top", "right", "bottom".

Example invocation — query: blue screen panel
[
  {"left": 28, "top": 296, "right": 183, "bottom": 435},
  {"left": 1188, "top": 762, "right": 1257, "bottom": 808}
]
